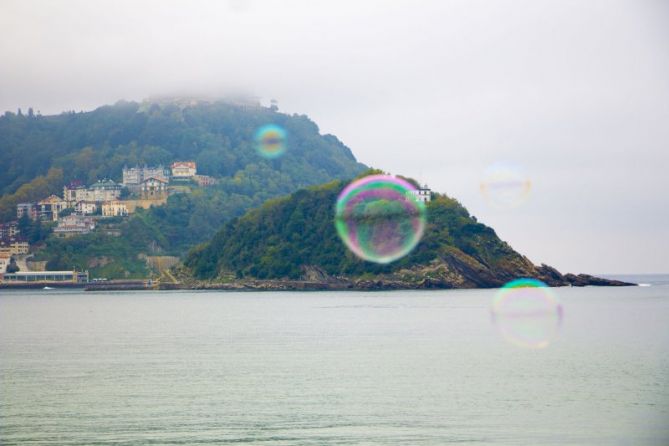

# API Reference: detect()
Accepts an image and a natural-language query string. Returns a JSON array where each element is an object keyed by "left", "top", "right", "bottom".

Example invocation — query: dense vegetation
[
  {"left": 0, "top": 100, "right": 364, "bottom": 202},
  {"left": 186, "top": 176, "right": 526, "bottom": 280},
  {"left": 0, "top": 99, "right": 367, "bottom": 276}
]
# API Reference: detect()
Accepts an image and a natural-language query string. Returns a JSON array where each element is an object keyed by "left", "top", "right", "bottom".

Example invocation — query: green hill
[
  {"left": 0, "top": 99, "right": 364, "bottom": 202},
  {"left": 0, "top": 98, "right": 366, "bottom": 278},
  {"left": 184, "top": 174, "right": 627, "bottom": 289}
]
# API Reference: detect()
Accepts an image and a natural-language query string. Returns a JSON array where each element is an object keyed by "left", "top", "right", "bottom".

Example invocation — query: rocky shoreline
[{"left": 157, "top": 260, "right": 635, "bottom": 292}]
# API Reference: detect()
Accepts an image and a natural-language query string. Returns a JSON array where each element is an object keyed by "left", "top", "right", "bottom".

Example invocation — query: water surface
[{"left": 1, "top": 285, "right": 668, "bottom": 445}]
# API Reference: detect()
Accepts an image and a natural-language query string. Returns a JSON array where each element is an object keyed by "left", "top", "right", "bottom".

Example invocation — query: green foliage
[
  {"left": 0, "top": 168, "right": 64, "bottom": 221},
  {"left": 186, "top": 178, "right": 525, "bottom": 280},
  {"left": 17, "top": 213, "right": 54, "bottom": 244},
  {"left": 6, "top": 258, "right": 20, "bottom": 273},
  {"left": 0, "top": 100, "right": 365, "bottom": 199},
  {"left": 1, "top": 99, "right": 367, "bottom": 277},
  {"left": 36, "top": 231, "right": 149, "bottom": 279}
]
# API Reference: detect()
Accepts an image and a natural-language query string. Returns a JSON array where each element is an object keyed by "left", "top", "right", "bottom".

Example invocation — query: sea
[{"left": 1, "top": 275, "right": 668, "bottom": 445}]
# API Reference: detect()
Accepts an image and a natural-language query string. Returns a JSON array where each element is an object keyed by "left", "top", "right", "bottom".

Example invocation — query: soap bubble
[
  {"left": 491, "top": 278, "right": 563, "bottom": 349},
  {"left": 255, "top": 124, "right": 287, "bottom": 159},
  {"left": 335, "top": 175, "right": 427, "bottom": 264},
  {"left": 480, "top": 162, "right": 531, "bottom": 209}
]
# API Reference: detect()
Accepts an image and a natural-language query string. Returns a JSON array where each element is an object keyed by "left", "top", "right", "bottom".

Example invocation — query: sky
[{"left": 1, "top": 0, "right": 668, "bottom": 274}]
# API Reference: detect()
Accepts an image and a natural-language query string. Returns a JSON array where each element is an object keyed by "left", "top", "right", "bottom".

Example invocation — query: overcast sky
[{"left": 1, "top": 0, "right": 668, "bottom": 274}]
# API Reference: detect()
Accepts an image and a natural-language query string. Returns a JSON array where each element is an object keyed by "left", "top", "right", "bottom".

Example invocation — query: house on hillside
[
  {"left": 63, "top": 180, "right": 87, "bottom": 206},
  {"left": 171, "top": 161, "right": 197, "bottom": 179},
  {"left": 88, "top": 179, "right": 123, "bottom": 202},
  {"left": 0, "top": 221, "right": 19, "bottom": 239},
  {"left": 193, "top": 174, "right": 217, "bottom": 187},
  {"left": 54, "top": 215, "right": 95, "bottom": 237},
  {"left": 17, "top": 203, "right": 38, "bottom": 220},
  {"left": 0, "top": 237, "right": 29, "bottom": 255},
  {"left": 102, "top": 201, "right": 129, "bottom": 217},
  {"left": 38, "top": 195, "right": 68, "bottom": 221},
  {"left": 75, "top": 201, "right": 98, "bottom": 215},
  {"left": 122, "top": 165, "right": 169, "bottom": 194},
  {"left": 407, "top": 186, "right": 432, "bottom": 203},
  {"left": 140, "top": 177, "right": 168, "bottom": 199}
]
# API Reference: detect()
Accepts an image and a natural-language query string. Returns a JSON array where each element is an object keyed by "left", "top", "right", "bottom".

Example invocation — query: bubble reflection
[
  {"left": 491, "top": 278, "right": 563, "bottom": 349},
  {"left": 255, "top": 124, "right": 287, "bottom": 159},
  {"left": 480, "top": 162, "right": 532, "bottom": 209},
  {"left": 335, "top": 175, "right": 427, "bottom": 264}
]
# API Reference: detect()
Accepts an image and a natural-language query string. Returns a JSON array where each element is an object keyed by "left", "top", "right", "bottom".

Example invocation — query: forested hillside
[
  {"left": 185, "top": 175, "right": 631, "bottom": 289},
  {"left": 0, "top": 99, "right": 366, "bottom": 277},
  {"left": 186, "top": 176, "right": 543, "bottom": 286},
  {"left": 0, "top": 99, "right": 363, "bottom": 199}
]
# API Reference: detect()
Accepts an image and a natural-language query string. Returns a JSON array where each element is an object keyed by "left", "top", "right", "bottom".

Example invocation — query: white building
[
  {"left": 102, "top": 201, "right": 129, "bottom": 217},
  {"left": 123, "top": 166, "right": 169, "bottom": 193},
  {"left": 87, "top": 179, "right": 122, "bottom": 202},
  {"left": 63, "top": 181, "right": 87, "bottom": 206},
  {"left": 408, "top": 187, "right": 432, "bottom": 203},
  {"left": 1, "top": 270, "right": 89, "bottom": 284},
  {"left": 140, "top": 177, "right": 168, "bottom": 198},
  {"left": 54, "top": 215, "right": 96, "bottom": 237},
  {"left": 75, "top": 201, "right": 98, "bottom": 215},
  {"left": 171, "top": 161, "right": 197, "bottom": 178}
]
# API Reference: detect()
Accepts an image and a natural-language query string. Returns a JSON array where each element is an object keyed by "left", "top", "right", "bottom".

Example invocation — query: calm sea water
[{"left": 1, "top": 281, "right": 668, "bottom": 445}]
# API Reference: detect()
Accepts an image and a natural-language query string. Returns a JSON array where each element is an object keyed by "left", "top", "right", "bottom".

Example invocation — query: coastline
[
  {"left": 0, "top": 272, "right": 636, "bottom": 292},
  {"left": 83, "top": 274, "right": 634, "bottom": 292}
]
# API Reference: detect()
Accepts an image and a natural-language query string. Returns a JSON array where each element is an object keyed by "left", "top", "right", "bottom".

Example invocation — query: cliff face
[{"left": 184, "top": 177, "right": 634, "bottom": 290}]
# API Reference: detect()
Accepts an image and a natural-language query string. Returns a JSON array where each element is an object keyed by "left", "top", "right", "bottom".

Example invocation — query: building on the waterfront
[
  {"left": 123, "top": 166, "right": 169, "bottom": 193},
  {"left": 102, "top": 201, "right": 129, "bottom": 217},
  {"left": 17, "top": 202, "right": 38, "bottom": 220},
  {"left": 38, "top": 195, "right": 68, "bottom": 221},
  {"left": 171, "top": 161, "right": 197, "bottom": 178},
  {"left": 53, "top": 215, "right": 96, "bottom": 237},
  {"left": 1, "top": 270, "right": 89, "bottom": 284},
  {"left": 75, "top": 201, "right": 98, "bottom": 215},
  {"left": 140, "top": 177, "right": 168, "bottom": 198}
]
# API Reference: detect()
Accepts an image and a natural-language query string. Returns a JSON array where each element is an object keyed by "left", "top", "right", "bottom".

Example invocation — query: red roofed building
[{"left": 171, "top": 161, "right": 197, "bottom": 178}]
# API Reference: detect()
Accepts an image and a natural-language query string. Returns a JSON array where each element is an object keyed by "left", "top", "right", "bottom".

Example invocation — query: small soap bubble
[
  {"left": 491, "top": 278, "right": 563, "bottom": 349},
  {"left": 480, "top": 162, "right": 532, "bottom": 209},
  {"left": 335, "top": 175, "right": 427, "bottom": 264},
  {"left": 255, "top": 124, "right": 287, "bottom": 159}
]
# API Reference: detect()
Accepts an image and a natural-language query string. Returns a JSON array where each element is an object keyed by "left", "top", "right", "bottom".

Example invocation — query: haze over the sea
[{"left": 1, "top": 0, "right": 667, "bottom": 274}]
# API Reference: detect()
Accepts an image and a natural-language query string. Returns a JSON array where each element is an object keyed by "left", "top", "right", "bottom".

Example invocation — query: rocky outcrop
[{"left": 168, "top": 256, "right": 634, "bottom": 291}]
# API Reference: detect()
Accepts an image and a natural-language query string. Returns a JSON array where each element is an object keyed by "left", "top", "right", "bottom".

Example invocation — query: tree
[{"left": 6, "top": 258, "right": 19, "bottom": 273}]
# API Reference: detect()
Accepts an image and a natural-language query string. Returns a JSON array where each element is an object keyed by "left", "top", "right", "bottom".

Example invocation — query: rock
[{"left": 563, "top": 273, "right": 633, "bottom": 287}]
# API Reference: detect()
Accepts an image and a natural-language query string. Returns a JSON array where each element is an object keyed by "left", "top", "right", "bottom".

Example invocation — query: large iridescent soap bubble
[
  {"left": 255, "top": 124, "right": 287, "bottom": 159},
  {"left": 335, "top": 175, "right": 427, "bottom": 264},
  {"left": 491, "top": 278, "right": 563, "bottom": 349},
  {"left": 480, "top": 162, "right": 532, "bottom": 209}
]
